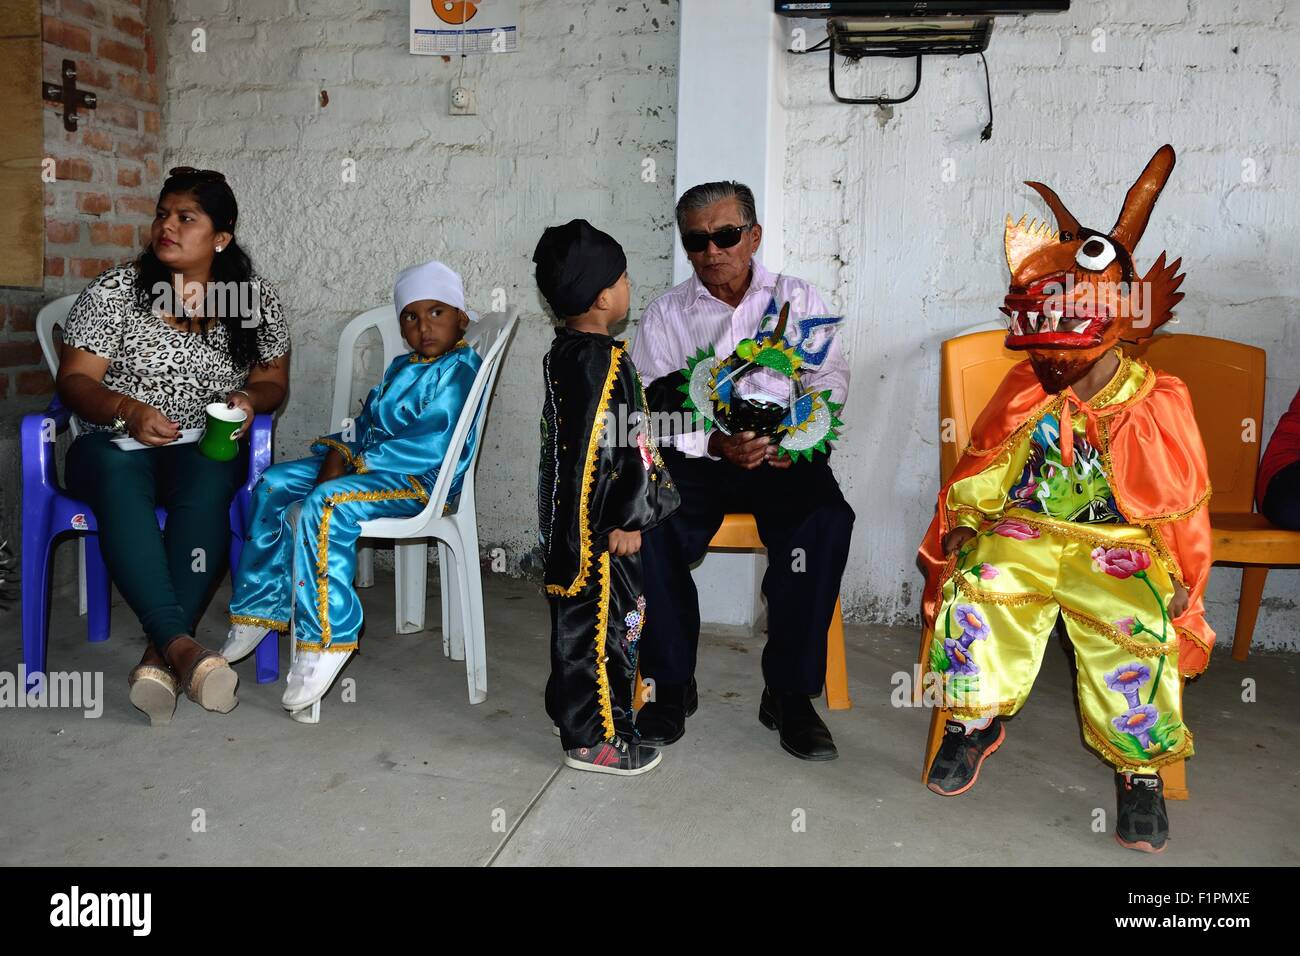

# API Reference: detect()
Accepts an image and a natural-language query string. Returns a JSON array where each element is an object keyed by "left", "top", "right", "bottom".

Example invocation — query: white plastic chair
[
  {"left": 330, "top": 306, "right": 405, "bottom": 594},
  {"left": 295, "top": 306, "right": 518, "bottom": 721}
]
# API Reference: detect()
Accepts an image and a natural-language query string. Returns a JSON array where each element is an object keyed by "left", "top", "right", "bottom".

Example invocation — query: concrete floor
[{"left": 1, "top": 564, "right": 1297, "bottom": 867}]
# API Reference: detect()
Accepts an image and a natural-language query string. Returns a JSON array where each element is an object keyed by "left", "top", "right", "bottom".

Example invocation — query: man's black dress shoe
[
  {"left": 634, "top": 678, "right": 698, "bottom": 747},
  {"left": 758, "top": 687, "right": 837, "bottom": 761}
]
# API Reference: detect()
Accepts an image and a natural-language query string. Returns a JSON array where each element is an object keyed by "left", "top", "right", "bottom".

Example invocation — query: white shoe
[
  {"left": 281, "top": 647, "right": 353, "bottom": 711},
  {"left": 221, "top": 623, "right": 273, "bottom": 663}
]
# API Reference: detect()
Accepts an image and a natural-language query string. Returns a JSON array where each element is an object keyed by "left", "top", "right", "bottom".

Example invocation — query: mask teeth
[{"left": 1026, "top": 310, "right": 1040, "bottom": 333}]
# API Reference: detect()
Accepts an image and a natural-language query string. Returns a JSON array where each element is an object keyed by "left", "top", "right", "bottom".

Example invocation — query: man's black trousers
[{"left": 638, "top": 445, "right": 855, "bottom": 696}]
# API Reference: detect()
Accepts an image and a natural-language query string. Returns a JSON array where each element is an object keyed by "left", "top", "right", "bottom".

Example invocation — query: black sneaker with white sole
[
  {"left": 926, "top": 718, "right": 1005, "bottom": 796},
  {"left": 564, "top": 736, "right": 662, "bottom": 776},
  {"left": 1114, "top": 772, "right": 1169, "bottom": 853}
]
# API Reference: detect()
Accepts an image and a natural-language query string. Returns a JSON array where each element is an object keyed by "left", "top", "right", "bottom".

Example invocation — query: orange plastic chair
[
  {"left": 634, "top": 513, "right": 853, "bottom": 712},
  {"left": 923, "top": 330, "right": 1192, "bottom": 799},
  {"left": 1128, "top": 335, "right": 1300, "bottom": 663},
  {"left": 709, "top": 514, "right": 852, "bottom": 710}
]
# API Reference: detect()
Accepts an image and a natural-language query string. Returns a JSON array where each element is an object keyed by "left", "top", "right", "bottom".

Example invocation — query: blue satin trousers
[{"left": 228, "top": 455, "right": 428, "bottom": 652}]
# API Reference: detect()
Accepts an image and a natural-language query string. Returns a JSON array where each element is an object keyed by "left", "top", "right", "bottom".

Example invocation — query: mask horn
[
  {"left": 1109, "top": 144, "right": 1177, "bottom": 253},
  {"left": 1024, "top": 181, "right": 1081, "bottom": 238}
]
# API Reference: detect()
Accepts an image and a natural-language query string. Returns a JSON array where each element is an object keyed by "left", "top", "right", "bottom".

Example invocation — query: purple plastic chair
[{"left": 20, "top": 397, "right": 280, "bottom": 687}]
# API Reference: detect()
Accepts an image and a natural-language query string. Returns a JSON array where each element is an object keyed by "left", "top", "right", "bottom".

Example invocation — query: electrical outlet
[{"left": 450, "top": 85, "right": 475, "bottom": 115}]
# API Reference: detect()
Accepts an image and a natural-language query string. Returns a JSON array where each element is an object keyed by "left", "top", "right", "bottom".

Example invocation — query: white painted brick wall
[
  {"left": 163, "top": 0, "right": 1297, "bottom": 652},
  {"left": 781, "top": 0, "right": 1299, "bottom": 650},
  {"left": 163, "top": 0, "right": 679, "bottom": 573}
]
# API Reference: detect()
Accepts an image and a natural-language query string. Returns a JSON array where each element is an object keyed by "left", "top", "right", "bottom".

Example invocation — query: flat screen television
[{"left": 774, "top": 2, "right": 1070, "bottom": 15}]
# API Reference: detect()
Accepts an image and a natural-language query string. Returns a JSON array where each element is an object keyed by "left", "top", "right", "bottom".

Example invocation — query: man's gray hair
[{"left": 675, "top": 181, "right": 758, "bottom": 233}]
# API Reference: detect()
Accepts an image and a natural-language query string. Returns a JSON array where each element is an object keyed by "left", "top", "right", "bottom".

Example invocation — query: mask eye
[{"left": 1076, "top": 236, "right": 1118, "bottom": 271}]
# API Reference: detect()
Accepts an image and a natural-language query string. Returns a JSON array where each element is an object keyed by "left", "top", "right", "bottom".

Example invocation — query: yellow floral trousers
[{"left": 929, "top": 509, "right": 1192, "bottom": 773}]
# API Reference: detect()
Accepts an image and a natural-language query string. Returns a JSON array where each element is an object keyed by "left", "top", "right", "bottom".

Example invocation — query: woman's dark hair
[{"left": 132, "top": 166, "right": 263, "bottom": 369}]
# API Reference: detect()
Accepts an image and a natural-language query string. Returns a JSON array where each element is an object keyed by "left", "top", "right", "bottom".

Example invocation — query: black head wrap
[{"left": 532, "top": 219, "right": 627, "bottom": 318}]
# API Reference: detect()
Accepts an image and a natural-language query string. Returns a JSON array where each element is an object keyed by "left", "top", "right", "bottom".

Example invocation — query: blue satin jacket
[{"left": 312, "top": 343, "right": 483, "bottom": 498}]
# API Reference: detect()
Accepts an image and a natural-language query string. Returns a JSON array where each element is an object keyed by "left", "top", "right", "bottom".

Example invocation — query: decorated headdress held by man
[{"left": 677, "top": 284, "right": 845, "bottom": 461}]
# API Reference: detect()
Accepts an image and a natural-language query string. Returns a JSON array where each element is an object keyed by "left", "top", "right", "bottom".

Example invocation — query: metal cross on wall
[{"left": 42, "top": 59, "right": 97, "bottom": 132}]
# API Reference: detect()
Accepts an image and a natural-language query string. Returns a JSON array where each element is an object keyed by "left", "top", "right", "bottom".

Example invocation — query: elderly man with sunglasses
[{"left": 629, "top": 180, "right": 854, "bottom": 761}]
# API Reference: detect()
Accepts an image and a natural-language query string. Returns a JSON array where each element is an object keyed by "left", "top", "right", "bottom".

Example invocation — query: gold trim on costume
[
  {"left": 950, "top": 700, "right": 1021, "bottom": 719},
  {"left": 999, "top": 511, "right": 1160, "bottom": 556},
  {"left": 1058, "top": 606, "right": 1173, "bottom": 659},
  {"left": 1144, "top": 524, "right": 1185, "bottom": 587},
  {"left": 1175, "top": 624, "right": 1211, "bottom": 675},
  {"left": 961, "top": 397, "right": 1054, "bottom": 461},
  {"left": 229, "top": 614, "right": 290, "bottom": 633},
  {"left": 951, "top": 504, "right": 992, "bottom": 524},
  {"left": 1083, "top": 717, "right": 1193, "bottom": 771},
  {"left": 314, "top": 437, "right": 357, "bottom": 468},
  {"left": 636, "top": 380, "right": 668, "bottom": 469},
  {"left": 944, "top": 397, "right": 1056, "bottom": 533},
  {"left": 409, "top": 340, "right": 469, "bottom": 364},
  {"left": 545, "top": 347, "right": 623, "bottom": 598},
  {"left": 313, "top": 476, "right": 428, "bottom": 647},
  {"left": 1096, "top": 411, "right": 1206, "bottom": 528},
  {"left": 1086, "top": 350, "right": 1136, "bottom": 409},
  {"left": 593, "top": 550, "right": 616, "bottom": 741},
  {"left": 1092, "top": 408, "right": 1208, "bottom": 588},
  {"left": 1142, "top": 484, "right": 1212, "bottom": 525},
  {"left": 295, "top": 640, "right": 358, "bottom": 654},
  {"left": 952, "top": 570, "right": 1052, "bottom": 607}
]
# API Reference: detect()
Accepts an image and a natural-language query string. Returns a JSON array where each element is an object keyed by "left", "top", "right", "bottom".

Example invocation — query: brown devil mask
[{"left": 1001, "top": 144, "right": 1186, "bottom": 393}]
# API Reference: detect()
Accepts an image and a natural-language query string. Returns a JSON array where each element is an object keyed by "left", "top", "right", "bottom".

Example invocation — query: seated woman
[
  {"left": 220, "top": 260, "right": 482, "bottom": 718},
  {"left": 1258, "top": 386, "right": 1300, "bottom": 530},
  {"left": 56, "top": 166, "right": 290, "bottom": 725}
]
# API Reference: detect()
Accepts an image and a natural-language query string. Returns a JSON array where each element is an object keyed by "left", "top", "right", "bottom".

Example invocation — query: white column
[
  {"left": 674, "top": 0, "right": 788, "bottom": 628},
  {"left": 672, "top": 0, "right": 786, "bottom": 282}
]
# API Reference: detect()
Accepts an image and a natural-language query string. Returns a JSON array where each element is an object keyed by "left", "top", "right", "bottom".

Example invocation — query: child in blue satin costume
[{"left": 221, "top": 260, "right": 482, "bottom": 715}]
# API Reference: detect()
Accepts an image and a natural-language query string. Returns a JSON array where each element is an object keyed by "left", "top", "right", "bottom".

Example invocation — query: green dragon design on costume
[{"left": 1009, "top": 415, "right": 1121, "bottom": 523}]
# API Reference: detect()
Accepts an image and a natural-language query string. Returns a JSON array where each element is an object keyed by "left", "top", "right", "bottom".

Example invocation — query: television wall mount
[
  {"left": 777, "top": 3, "right": 1070, "bottom": 108},
  {"left": 826, "top": 17, "right": 991, "bottom": 104}
]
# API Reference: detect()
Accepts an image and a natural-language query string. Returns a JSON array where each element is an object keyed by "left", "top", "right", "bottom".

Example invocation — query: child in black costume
[{"left": 533, "top": 220, "right": 681, "bottom": 775}]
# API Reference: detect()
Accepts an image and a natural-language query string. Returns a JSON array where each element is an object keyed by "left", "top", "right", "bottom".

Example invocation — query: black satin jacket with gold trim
[{"left": 538, "top": 327, "right": 681, "bottom": 596}]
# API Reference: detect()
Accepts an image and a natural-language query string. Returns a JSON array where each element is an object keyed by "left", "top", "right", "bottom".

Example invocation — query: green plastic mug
[{"left": 198, "top": 402, "right": 247, "bottom": 461}]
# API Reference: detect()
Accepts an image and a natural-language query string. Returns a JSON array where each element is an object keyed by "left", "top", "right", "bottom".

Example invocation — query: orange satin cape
[{"left": 918, "top": 357, "right": 1215, "bottom": 677}]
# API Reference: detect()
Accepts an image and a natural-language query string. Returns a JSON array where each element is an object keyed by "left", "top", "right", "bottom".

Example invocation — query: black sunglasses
[
  {"left": 167, "top": 166, "right": 227, "bottom": 183},
  {"left": 681, "top": 224, "right": 752, "bottom": 254}
]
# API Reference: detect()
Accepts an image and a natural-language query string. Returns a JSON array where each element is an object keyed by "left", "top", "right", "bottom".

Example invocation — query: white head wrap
[{"left": 393, "top": 260, "right": 479, "bottom": 322}]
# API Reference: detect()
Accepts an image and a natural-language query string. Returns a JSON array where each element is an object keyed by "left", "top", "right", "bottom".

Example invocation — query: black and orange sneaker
[
  {"left": 564, "top": 736, "right": 662, "bottom": 777},
  {"left": 926, "top": 718, "right": 1005, "bottom": 796},
  {"left": 1114, "top": 772, "right": 1169, "bottom": 854}
]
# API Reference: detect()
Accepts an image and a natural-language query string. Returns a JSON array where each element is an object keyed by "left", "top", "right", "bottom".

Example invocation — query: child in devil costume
[
  {"left": 533, "top": 220, "right": 681, "bottom": 775},
  {"left": 917, "top": 145, "right": 1214, "bottom": 854}
]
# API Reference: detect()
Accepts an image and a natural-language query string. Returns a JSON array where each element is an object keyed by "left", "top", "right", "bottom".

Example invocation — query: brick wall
[
  {"left": 0, "top": 0, "right": 164, "bottom": 404},
  {"left": 0, "top": 0, "right": 165, "bottom": 546}
]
